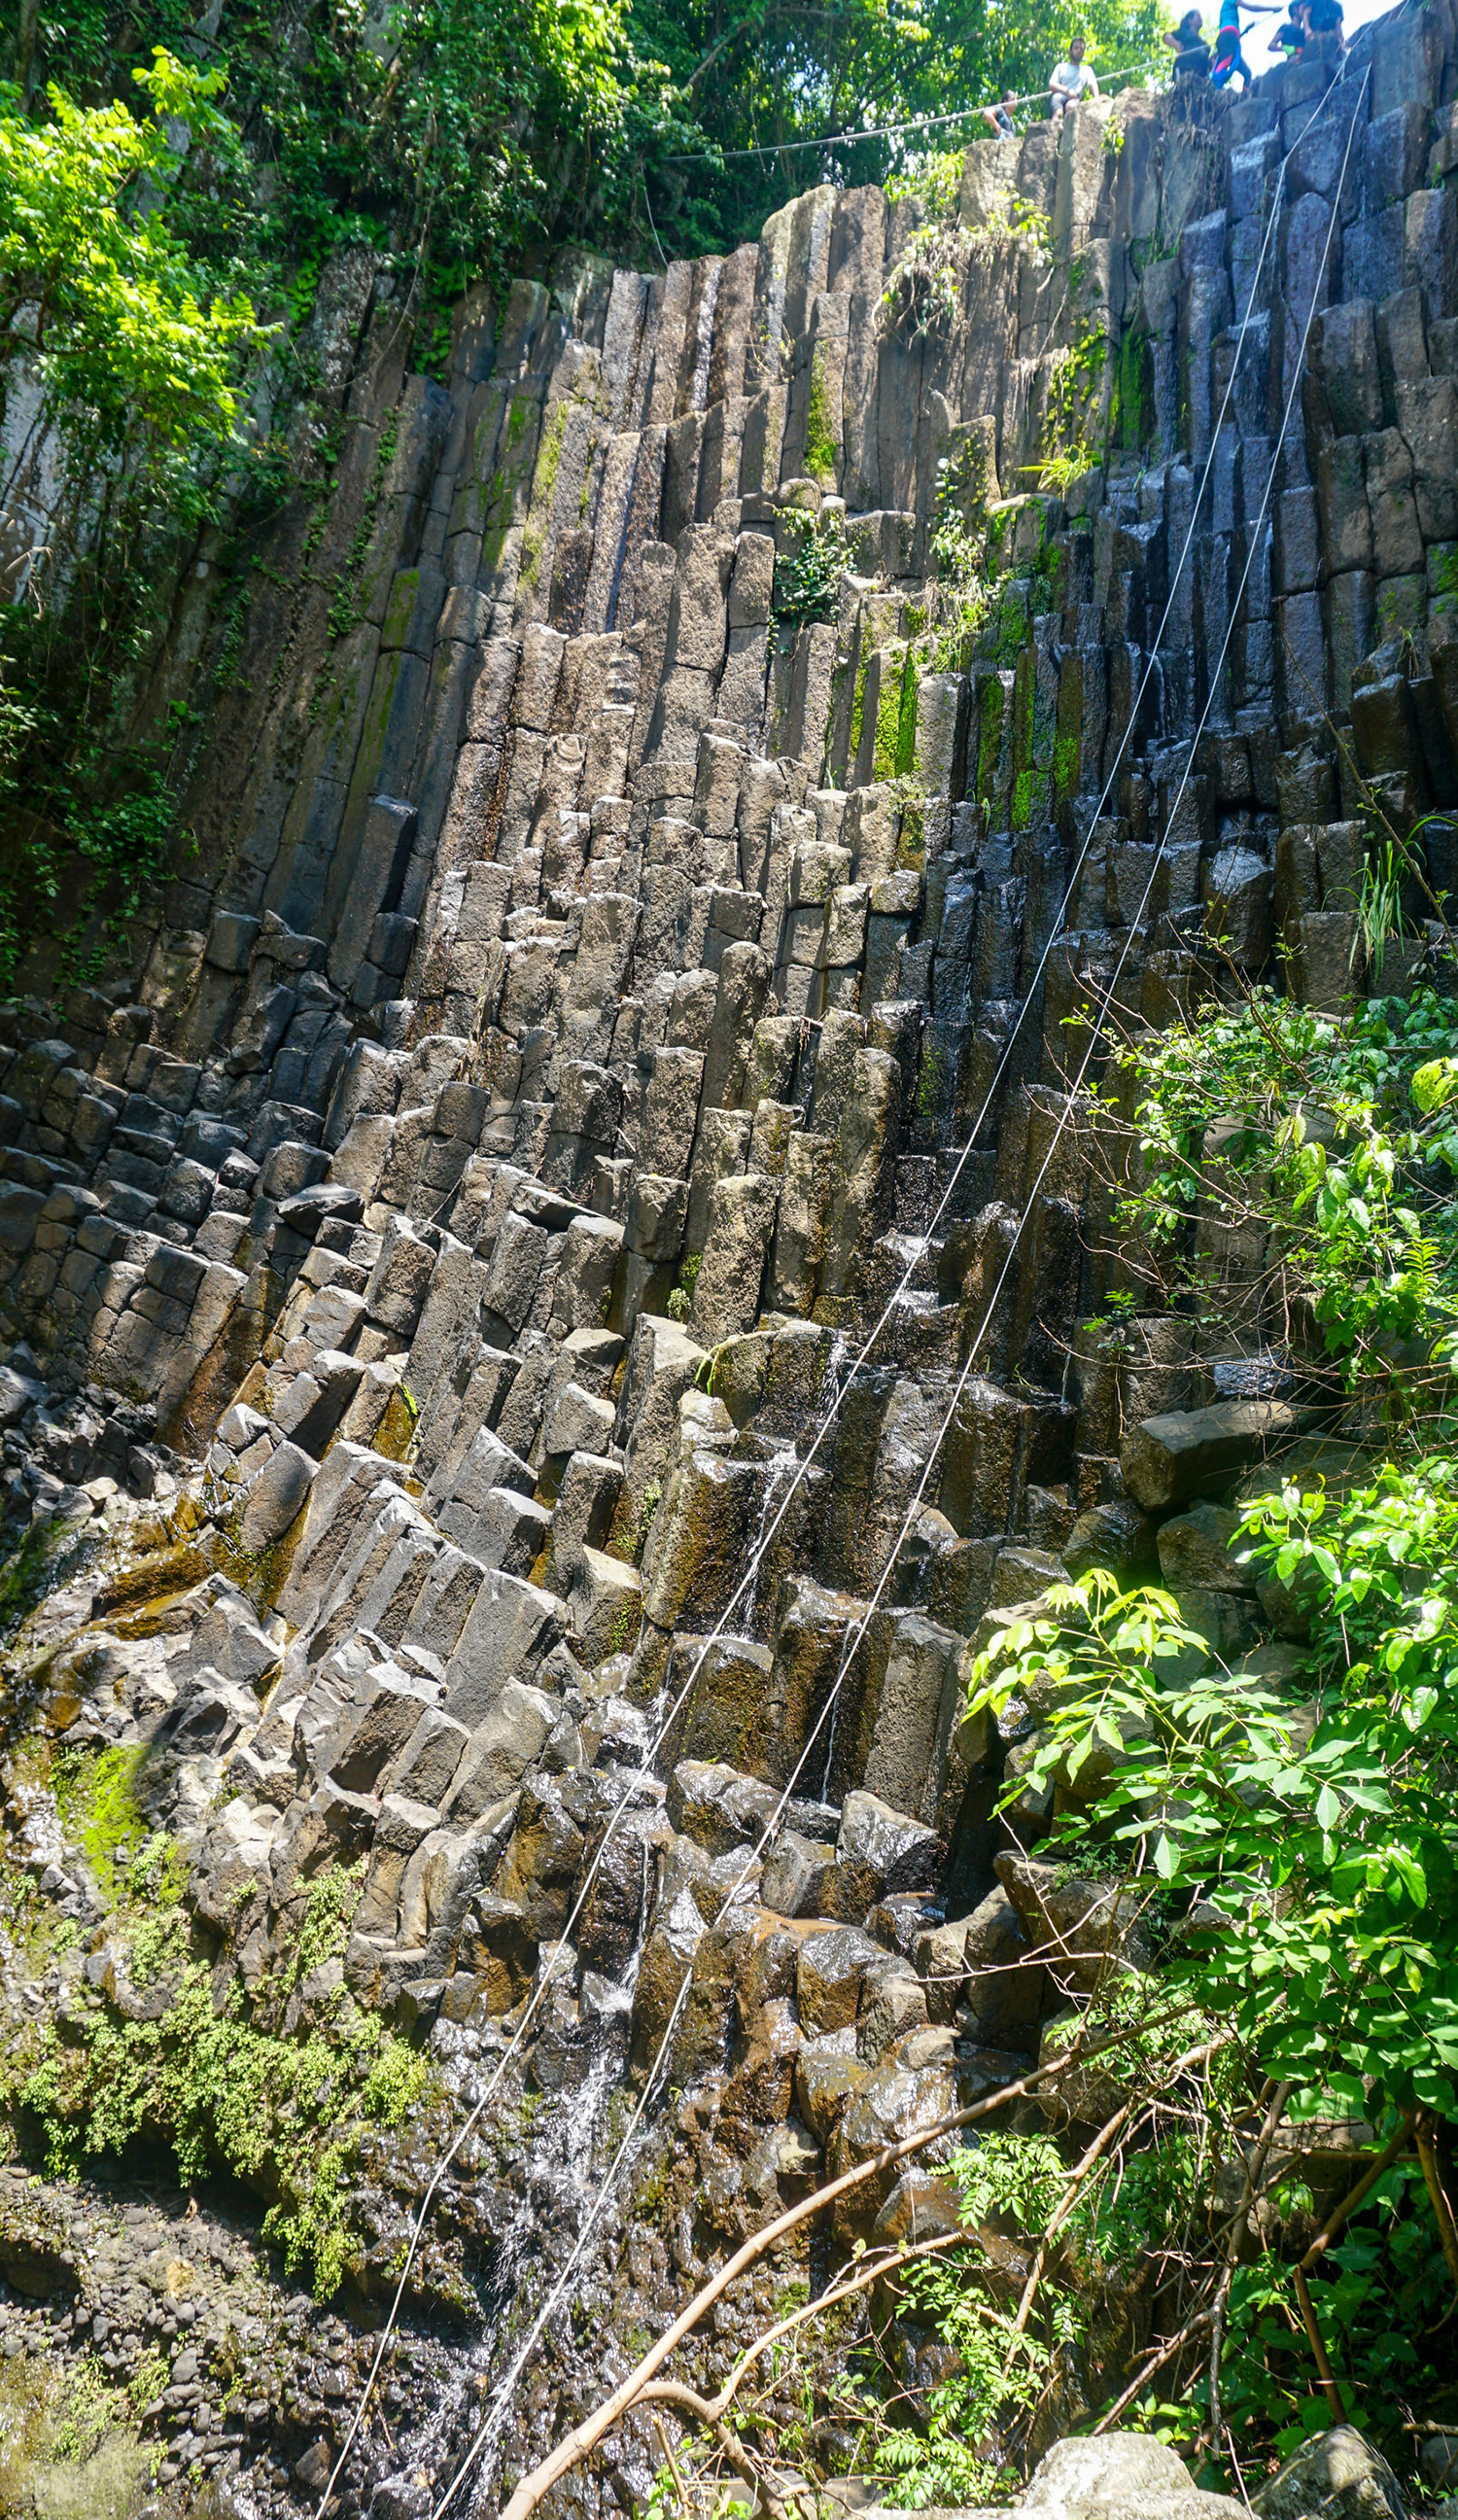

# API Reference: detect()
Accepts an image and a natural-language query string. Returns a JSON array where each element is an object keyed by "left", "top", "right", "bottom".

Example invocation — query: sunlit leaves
[
  {"left": 1110, "top": 988, "right": 1458, "bottom": 1387},
  {"left": 0, "top": 54, "right": 258, "bottom": 457},
  {"left": 968, "top": 1467, "right": 1458, "bottom": 2118}
]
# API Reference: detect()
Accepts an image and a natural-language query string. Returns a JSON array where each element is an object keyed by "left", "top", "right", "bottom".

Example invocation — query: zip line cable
[
  {"left": 425, "top": 68, "right": 1370, "bottom": 2520},
  {"left": 320, "top": 48, "right": 1357, "bottom": 2514},
  {"left": 660, "top": 61, "right": 1165, "bottom": 164}
]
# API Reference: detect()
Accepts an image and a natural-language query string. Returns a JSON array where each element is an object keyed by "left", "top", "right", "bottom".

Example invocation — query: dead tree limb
[
  {"left": 637, "top": 2226, "right": 979, "bottom": 2430},
  {"left": 498, "top": 2019, "right": 1234, "bottom": 2520},
  {"left": 1415, "top": 2112, "right": 1458, "bottom": 2296},
  {"left": 1298, "top": 2112, "right": 1416, "bottom": 2272}
]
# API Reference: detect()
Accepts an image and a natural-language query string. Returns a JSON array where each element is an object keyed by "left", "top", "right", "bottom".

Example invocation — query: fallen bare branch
[
  {"left": 1292, "top": 2265, "right": 1345, "bottom": 2421},
  {"left": 1297, "top": 2112, "right": 1416, "bottom": 2271},
  {"left": 498, "top": 2014, "right": 1234, "bottom": 2520},
  {"left": 637, "top": 2227, "right": 978, "bottom": 2429}
]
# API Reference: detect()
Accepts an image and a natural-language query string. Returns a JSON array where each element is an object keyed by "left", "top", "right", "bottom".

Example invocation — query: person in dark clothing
[
  {"left": 1304, "top": 0, "right": 1344, "bottom": 53},
  {"left": 1165, "top": 8, "right": 1212, "bottom": 74},
  {"left": 1268, "top": 1, "right": 1310, "bottom": 58},
  {"left": 983, "top": 89, "right": 1019, "bottom": 137}
]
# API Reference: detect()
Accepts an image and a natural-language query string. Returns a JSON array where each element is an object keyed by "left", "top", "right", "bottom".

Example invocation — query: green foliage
[
  {"left": 292, "top": 1857, "right": 364, "bottom": 1985},
  {"left": 966, "top": 191, "right": 1050, "bottom": 260},
  {"left": 1026, "top": 438, "right": 1102, "bottom": 495},
  {"left": 0, "top": 52, "right": 256, "bottom": 456},
  {"left": 124, "top": 2348, "right": 169, "bottom": 2418},
  {"left": 1024, "top": 322, "right": 1107, "bottom": 495},
  {"left": 48, "top": 2356, "right": 113, "bottom": 2464},
  {"left": 628, "top": 0, "right": 1167, "bottom": 260},
  {"left": 1354, "top": 836, "right": 1407, "bottom": 980},
  {"left": 872, "top": 2278, "right": 1042, "bottom": 2507},
  {"left": 666, "top": 1249, "right": 702, "bottom": 1322},
  {"left": 969, "top": 1481, "right": 1458, "bottom": 2119},
  {"left": 0, "top": 55, "right": 257, "bottom": 985},
  {"left": 23, "top": 0, "right": 641, "bottom": 325},
  {"left": 773, "top": 507, "right": 850, "bottom": 635},
  {"left": 885, "top": 148, "right": 963, "bottom": 218},
  {"left": 0, "top": 2348, "right": 151, "bottom": 2519},
  {"left": 15, "top": 1950, "right": 429, "bottom": 2295},
  {"left": 804, "top": 348, "right": 839, "bottom": 481},
  {"left": 1109, "top": 986, "right": 1458, "bottom": 1388},
  {"left": 1215, "top": 2165, "right": 1451, "bottom": 2460},
  {"left": 608, "top": 1473, "right": 662, "bottom": 1566},
  {"left": 50, "top": 1744, "right": 148, "bottom": 1904},
  {"left": 924, "top": 436, "right": 997, "bottom": 670}
]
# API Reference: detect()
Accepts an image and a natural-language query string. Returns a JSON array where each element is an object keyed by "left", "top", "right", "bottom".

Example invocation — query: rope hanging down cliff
[
  {"left": 421, "top": 63, "right": 1373, "bottom": 2520},
  {"left": 316, "top": 52, "right": 1363, "bottom": 2514}
]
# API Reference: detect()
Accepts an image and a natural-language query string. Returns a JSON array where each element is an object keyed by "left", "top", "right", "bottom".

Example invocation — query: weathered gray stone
[
  {"left": 238, "top": 1441, "right": 317, "bottom": 1553},
  {"left": 1156, "top": 1500, "right": 1254, "bottom": 1593},
  {"left": 1122, "top": 1401, "right": 1325, "bottom": 1513},
  {"left": 837, "top": 1790, "right": 939, "bottom": 1895}
]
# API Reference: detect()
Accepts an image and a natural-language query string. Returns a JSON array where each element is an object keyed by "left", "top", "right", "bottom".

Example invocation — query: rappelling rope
[
  {"left": 319, "top": 48, "right": 1357, "bottom": 2516},
  {"left": 424, "top": 67, "right": 1371, "bottom": 2520}
]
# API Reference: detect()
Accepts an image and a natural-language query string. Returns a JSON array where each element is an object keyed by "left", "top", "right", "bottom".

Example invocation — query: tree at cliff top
[
  {"left": 628, "top": 0, "right": 1171, "bottom": 257},
  {"left": 0, "top": 49, "right": 259, "bottom": 980},
  {"left": 8, "top": 0, "right": 651, "bottom": 345},
  {"left": 9, "top": 0, "right": 1170, "bottom": 296}
]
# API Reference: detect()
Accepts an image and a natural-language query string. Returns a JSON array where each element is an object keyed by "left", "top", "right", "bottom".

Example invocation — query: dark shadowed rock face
[{"left": 0, "top": 18, "right": 1452, "bottom": 2509}]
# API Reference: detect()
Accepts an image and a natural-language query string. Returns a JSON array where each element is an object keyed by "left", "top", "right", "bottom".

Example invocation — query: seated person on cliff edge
[
  {"left": 983, "top": 88, "right": 1020, "bottom": 137},
  {"left": 1048, "top": 36, "right": 1098, "bottom": 121},
  {"left": 1164, "top": 11, "right": 1213, "bottom": 77}
]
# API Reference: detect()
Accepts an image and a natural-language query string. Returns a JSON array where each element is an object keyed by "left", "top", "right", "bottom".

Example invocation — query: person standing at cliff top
[
  {"left": 1164, "top": 11, "right": 1213, "bottom": 76},
  {"left": 983, "top": 88, "right": 1020, "bottom": 136},
  {"left": 1048, "top": 35, "right": 1099, "bottom": 120},
  {"left": 1303, "top": 0, "right": 1345, "bottom": 56},
  {"left": 1211, "top": 0, "right": 1256, "bottom": 87}
]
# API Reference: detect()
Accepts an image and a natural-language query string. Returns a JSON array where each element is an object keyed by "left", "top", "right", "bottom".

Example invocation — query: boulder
[
  {"left": 794, "top": 2044, "right": 872, "bottom": 2142},
  {"left": 995, "top": 1853, "right": 1161, "bottom": 1995},
  {"left": 568, "top": 1544, "right": 642, "bottom": 1665},
  {"left": 759, "top": 1828, "right": 824, "bottom": 1917},
  {"left": 797, "top": 1925, "right": 883, "bottom": 2035},
  {"left": 1252, "top": 2430, "right": 1406, "bottom": 2520},
  {"left": 1121, "top": 1400, "right": 1325, "bottom": 1514},
  {"left": 956, "top": 1882, "right": 1045, "bottom": 2046},
  {"left": 1062, "top": 1496, "right": 1158, "bottom": 1581},
  {"left": 1156, "top": 1499, "right": 1255, "bottom": 1593},
  {"left": 448, "top": 1681, "right": 557, "bottom": 1818},
  {"left": 238, "top": 1439, "right": 317, "bottom": 1552},
  {"left": 328, "top": 1675, "right": 434, "bottom": 1794},
  {"left": 0, "top": 1364, "right": 44, "bottom": 1426},
  {"left": 1022, "top": 2432, "right": 1243, "bottom": 2518},
  {"left": 838, "top": 1790, "right": 940, "bottom": 1894},
  {"left": 668, "top": 1759, "right": 778, "bottom": 1856},
  {"left": 856, "top": 1954, "right": 928, "bottom": 2060}
]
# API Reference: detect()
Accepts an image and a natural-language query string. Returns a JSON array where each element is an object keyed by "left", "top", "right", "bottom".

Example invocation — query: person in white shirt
[{"left": 1048, "top": 35, "right": 1099, "bottom": 120}]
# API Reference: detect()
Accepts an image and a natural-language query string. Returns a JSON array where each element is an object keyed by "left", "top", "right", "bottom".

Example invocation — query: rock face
[{"left": 0, "top": 16, "right": 1452, "bottom": 2516}]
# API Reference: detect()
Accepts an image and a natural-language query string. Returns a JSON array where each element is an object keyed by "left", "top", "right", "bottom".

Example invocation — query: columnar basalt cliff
[{"left": 3, "top": 14, "right": 1458, "bottom": 2513}]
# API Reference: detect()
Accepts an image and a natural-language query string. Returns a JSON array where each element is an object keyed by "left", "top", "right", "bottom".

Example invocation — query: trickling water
[
  {"left": 747, "top": 1441, "right": 800, "bottom": 1628},
  {"left": 689, "top": 262, "right": 721, "bottom": 412},
  {"left": 376, "top": 2047, "right": 621, "bottom": 2519},
  {"left": 360, "top": 1848, "right": 660, "bottom": 2520}
]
